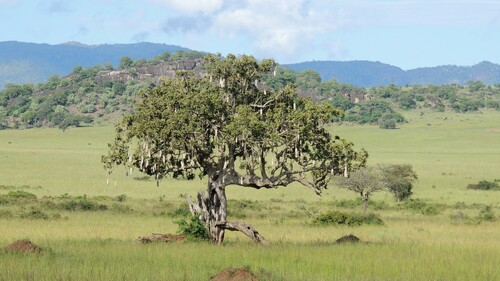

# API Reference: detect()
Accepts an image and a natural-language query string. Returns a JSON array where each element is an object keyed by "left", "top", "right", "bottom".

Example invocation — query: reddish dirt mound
[
  {"left": 3, "top": 240, "right": 43, "bottom": 254},
  {"left": 211, "top": 268, "right": 259, "bottom": 281},
  {"left": 335, "top": 234, "right": 360, "bottom": 244}
]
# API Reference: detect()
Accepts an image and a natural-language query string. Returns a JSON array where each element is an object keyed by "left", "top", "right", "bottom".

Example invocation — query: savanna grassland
[{"left": 0, "top": 110, "right": 499, "bottom": 281}]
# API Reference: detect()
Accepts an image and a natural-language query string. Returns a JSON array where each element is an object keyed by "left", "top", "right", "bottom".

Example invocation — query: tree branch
[{"left": 215, "top": 221, "right": 269, "bottom": 245}]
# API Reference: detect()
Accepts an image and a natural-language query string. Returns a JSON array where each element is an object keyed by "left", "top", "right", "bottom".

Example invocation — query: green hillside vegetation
[
  {"left": 265, "top": 68, "right": 500, "bottom": 128},
  {"left": 0, "top": 50, "right": 205, "bottom": 130},
  {"left": 1, "top": 54, "right": 500, "bottom": 131}
]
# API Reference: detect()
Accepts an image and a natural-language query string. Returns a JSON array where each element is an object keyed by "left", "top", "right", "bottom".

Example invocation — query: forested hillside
[
  {"left": 0, "top": 41, "right": 188, "bottom": 88},
  {"left": 3, "top": 41, "right": 500, "bottom": 89},
  {"left": 265, "top": 68, "right": 500, "bottom": 129},
  {"left": 1, "top": 54, "right": 499, "bottom": 131},
  {"left": 0, "top": 51, "right": 205, "bottom": 130}
]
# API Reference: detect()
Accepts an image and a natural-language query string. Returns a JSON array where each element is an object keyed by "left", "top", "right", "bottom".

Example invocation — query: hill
[
  {"left": 0, "top": 51, "right": 207, "bottom": 130},
  {"left": 285, "top": 60, "right": 500, "bottom": 87},
  {"left": 0, "top": 41, "right": 189, "bottom": 88},
  {"left": 3, "top": 41, "right": 500, "bottom": 89},
  {"left": 2, "top": 52, "right": 499, "bottom": 131}
]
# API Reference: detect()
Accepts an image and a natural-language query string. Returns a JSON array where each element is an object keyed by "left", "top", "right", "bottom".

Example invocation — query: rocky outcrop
[{"left": 96, "top": 59, "right": 204, "bottom": 84}]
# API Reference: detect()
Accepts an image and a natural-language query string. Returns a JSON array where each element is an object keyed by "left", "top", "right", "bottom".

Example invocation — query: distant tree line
[
  {"left": 1, "top": 54, "right": 499, "bottom": 130},
  {"left": 263, "top": 67, "right": 500, "bottom": 129}
]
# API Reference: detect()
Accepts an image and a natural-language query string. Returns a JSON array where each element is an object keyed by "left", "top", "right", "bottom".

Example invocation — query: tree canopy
[
  {"left": 336, "top": 167, "right": 385, "bottom": 212},
  {"left": 103, "top": 54, "right": 367, "bottom": 244},
  {"left": 379, "top": 164, "right": 418, "bottom": 202}
]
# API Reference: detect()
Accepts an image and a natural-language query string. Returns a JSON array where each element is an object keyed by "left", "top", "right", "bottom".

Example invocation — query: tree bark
[
  {"left": 361, "top": 192, "right": 368, "bottom": 213},
  {"left": 185, "top": 175, "right": 268, "bottom": 245},
  {"left": 216, "top": 221, "right": 269, "bottom": 246},
  {"left": 185, "top": 178, "right": 227, "bottom": 244}
]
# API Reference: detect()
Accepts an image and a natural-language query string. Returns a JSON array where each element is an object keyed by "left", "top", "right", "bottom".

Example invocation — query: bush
[
  {"left": 175, "top": 215, "right": 210, "bottom": 241},
  {"left": 451, "top": 206, "right": 496, "bottom": 224},
  {"left": 400, "top": 199, "right": 443, "bottom": 215},
  {"left": 60, "top": 195, "right": 108, "bottom": 211},
  {"left": 114, "top": 194, "right": 127, "bottom": 202},
  {"left": 477, "top": 206, "right": 496, "bottom": 222},
  {"left": 20, "top": 209, "right": 50, "bottom": 220},
  {"left": 0, "top": 191, "right": 37, "bottom": 204},
  {"left": 4, "top": 190, "right": 37, "bottom": 200},
  {"left": 467, "top": 180, "right": 499, "bottom": 190},
  {"left": 312, "top": 211, "right": 384, "bottom": 226},
  {"left": 379, "top": 118, "right": 396, "bottom": 129}
]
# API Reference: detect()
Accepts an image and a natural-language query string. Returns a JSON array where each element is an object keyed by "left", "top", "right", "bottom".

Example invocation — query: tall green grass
[
  {"left": 1, "top": 110, "right": 499, "bottom": 280},
  {"left": 1, "top": 240, "right": 498, "bottom": 281}
]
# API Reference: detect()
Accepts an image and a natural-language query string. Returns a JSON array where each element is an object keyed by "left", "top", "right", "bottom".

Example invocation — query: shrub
[
  {"left": 477, "top": 206, "right": 496, "bottom": 222},
  {"left": 400, "top": 199, "right": 443, "bottom": 215},
  {"left": 175, "top": 215, "right": 210, "bottom": 241},
  {"left": 451, "top": 206, "right": 496, "bottom": 224},
  {"left": 20, "top": 209, "right": 50, "bottom": 220},
  {"left": 312, "top": 211, "right": 384, "bottom": 226},
  {"left": 0, "top": 191, "right": 37, "bottom": 204},
  {"left": 114, "top": 194, "right": 127, "bottom": 202},
  {"left": 4, "top": 190, "right": 37, "bottom": 200},
  {"left": 467, "top": 180, "right": 499, "bottom": 190},
  {"left": 379, "top": 117, "right": 397, "bottom": 129},
  {"left": 61, "top": 195, "right": 108, "bottom": 211}
]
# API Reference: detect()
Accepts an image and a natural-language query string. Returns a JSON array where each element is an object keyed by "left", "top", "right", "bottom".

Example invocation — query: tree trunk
[
  {"left": 361, "top": 193, "right": 368, "bottom": 213},
  {"left": 211, "top": 183, "right": 227, "bottom": 244},
  {"left": 185, "top": 175, "right": 268, "bottom": 245},
  {"left": 188, "top": 179, "right": 227, "bottom": 244}
]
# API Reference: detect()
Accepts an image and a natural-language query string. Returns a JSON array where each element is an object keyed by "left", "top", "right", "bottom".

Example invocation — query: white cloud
[
  {"left": 153, "top": 0, "right": 500, "bottom": 62},
  {"left": 207, "top": 0, "right": 348, "bottom": 60}
]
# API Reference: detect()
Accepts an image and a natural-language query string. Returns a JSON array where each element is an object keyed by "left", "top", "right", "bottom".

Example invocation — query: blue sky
[{"left": 0, "top": 0, "right": 499, "bottom": 69}]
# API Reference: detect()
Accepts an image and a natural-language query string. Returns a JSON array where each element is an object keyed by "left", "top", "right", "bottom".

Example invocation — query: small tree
[
  {"left": 103, "top": 54, "right": 367, "bottom": 244},
  {"left": 380, "top": 164, "right": 418, "bottom": 202},
  {"left": 0, "top": 114, "right": 8, "bottom": 129},
  {"left": 335, "top": 167, "right": 385, "bottom": 212},
  {"left": 467, "top": 180, "right": 499, "bottom": 190},
  {"left": 378, "top": 117, "right": 396, "bottom": 129},
  {"left": 119, "top": 56, "right": 134, "bottom": 70}
]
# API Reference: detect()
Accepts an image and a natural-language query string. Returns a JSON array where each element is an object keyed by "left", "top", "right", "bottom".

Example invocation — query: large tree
[{"left": 103, "top": 54, "right": 367, "bottom": 244}]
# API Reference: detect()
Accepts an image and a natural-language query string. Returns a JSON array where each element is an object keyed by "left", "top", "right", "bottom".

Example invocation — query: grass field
[{"left": 0, "top": 109, "right": 499, "bottom": 280}]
